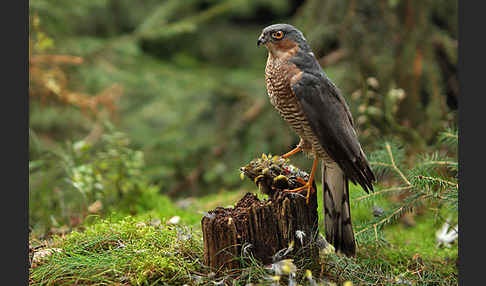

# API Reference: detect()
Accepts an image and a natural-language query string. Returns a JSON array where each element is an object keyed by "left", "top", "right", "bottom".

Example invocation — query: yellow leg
[
  {"left": 281, "top": 145, "right": 302, "bottom": 159},
  {"left": 283, "top": 158, "right": 318, "bottom": 204}
]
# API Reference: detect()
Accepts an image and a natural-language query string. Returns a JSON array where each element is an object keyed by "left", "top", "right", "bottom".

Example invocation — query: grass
[
  {"left": 30, "top": 216, "right": 203, "bottom": 285},
  {"left": 30, "top": 183, "right": 458, "bottom": 285}
]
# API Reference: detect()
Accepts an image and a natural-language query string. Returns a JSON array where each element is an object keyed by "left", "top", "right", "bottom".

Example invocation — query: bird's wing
[{"left": 291, "top": 72, "right": 375, "bottom": 192}]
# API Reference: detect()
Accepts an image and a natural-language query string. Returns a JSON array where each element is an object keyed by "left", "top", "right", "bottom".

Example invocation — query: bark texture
[{"left": 202, "top": 155, "right": 319, "bottom": 273}]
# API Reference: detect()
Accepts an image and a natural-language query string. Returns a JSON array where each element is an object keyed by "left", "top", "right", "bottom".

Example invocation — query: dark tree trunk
[{"left": 202, "top": 155, "right": 320, "bottom": 273}]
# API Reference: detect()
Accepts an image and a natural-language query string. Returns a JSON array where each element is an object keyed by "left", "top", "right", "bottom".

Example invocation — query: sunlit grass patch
[
  {"left": 30, "top": 216, "right": 203, "bottom": 285},
  {"left": 320, "top": 236, "right": 457, "bottom": 286}
]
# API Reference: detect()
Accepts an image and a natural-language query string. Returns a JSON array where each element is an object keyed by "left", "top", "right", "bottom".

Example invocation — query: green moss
[{"left": 30, "top": 216, "right": 202, "bottom": 285}]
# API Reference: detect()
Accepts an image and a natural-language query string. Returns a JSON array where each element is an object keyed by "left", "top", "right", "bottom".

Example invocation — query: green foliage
[
  {"left": 353, "top": 127, "right": 458, "bottom": 246},
  {"left": 66, "top": 128, "right": 145, "bottom": 202},
  {"left": 29, "top": 125, "right": 158, "bottom": 235},
  {"left": 30, "top": 216, "right": 202, "bottom": 285}
]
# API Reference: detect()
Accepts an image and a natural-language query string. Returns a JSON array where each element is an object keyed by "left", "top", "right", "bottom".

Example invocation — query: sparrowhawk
[{"left": 257, "top": 23, "right": 376, "bottom": 257}]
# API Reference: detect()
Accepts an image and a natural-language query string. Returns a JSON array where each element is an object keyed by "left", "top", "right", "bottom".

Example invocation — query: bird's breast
[
  {"left": 265, "top": 57, "right": 297, "bottom": 108},
  {"left": 264, "top": 56, "right": 332, "bottom": 162},
  {"left": 264, "top": 57, "right": 308, "bottom": 139}
]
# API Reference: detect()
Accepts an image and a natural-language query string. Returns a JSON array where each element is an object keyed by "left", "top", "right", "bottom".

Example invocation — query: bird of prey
[{"left": 257, "top": 23, "right": 375, "bottom": 257}]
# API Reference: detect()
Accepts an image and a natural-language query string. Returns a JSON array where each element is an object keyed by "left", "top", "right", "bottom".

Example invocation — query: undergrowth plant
[
  {"left": 29, "top": 123, "right": 158, "bottom": 236},
  {"left": 354, "top": 126, "right": 458, "bottom": 245}
]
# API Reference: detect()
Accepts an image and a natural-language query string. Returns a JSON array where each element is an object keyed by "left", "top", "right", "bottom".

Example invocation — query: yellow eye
[{"left": 272, "top": 31, "right": 284, "bottom": 40}]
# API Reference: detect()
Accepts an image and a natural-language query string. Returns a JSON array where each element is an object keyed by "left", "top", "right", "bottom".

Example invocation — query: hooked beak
[{"left": 257, "top": 34, "right": 266, "bottom": 46}]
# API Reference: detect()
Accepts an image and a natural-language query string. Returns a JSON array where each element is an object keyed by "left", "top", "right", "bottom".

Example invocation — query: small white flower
[
  {"left": 168, "top": 216, "right": 181, "bottom": 225},
  {"left": 436, "top": 219, "right": 458, "bottom": 248},
  {"left": 295, "top": 230, "right": 306, "bottom": 245}
]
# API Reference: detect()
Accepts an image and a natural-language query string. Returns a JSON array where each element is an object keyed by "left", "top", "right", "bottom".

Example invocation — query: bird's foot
[
  {"left": 283, "top": 158, "right": 318, "bottom": 204},
  {"left": 281, "top": 145, "right": 302, "bottom": 159},
  {"left": 283, "top": 180, "right": 315, "bottom": 204}
]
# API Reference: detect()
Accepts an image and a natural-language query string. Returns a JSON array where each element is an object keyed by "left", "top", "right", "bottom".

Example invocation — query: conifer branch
[
  {"left": 413, "top": 175, "right": 458, "bottom": 188},
  {"left": 386, "top": 143, "right": 411, "bottom": 186},
  {"left": 356, "top": 127, "right": 458, "bottom": 243},
  {"left": 355, "top": 186, "right": 412, "bottom": 201}
]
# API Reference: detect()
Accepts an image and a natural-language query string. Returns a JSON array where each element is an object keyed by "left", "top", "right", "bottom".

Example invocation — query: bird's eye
[{"left": 271, "top": 31, "right": 284, "bottom": 40}]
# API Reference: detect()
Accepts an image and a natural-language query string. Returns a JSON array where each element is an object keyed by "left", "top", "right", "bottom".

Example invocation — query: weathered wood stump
[{"left": 201, "top": 154, "right": 320, "bottom": 273}]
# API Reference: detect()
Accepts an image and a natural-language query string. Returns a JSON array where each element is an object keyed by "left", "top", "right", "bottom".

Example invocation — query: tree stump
[{"left": 201, "top": 154, "right": 320, "bottom": 273}]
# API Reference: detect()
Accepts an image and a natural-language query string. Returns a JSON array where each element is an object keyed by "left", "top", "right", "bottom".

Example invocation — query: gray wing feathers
[{"left": 291, "top": 72, "right": 375, "bottom": 192}]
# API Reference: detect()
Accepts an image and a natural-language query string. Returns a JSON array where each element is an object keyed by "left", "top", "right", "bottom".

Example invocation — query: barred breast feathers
[{"left": 265, "top": 53, "right": 332, "bottom": 162}]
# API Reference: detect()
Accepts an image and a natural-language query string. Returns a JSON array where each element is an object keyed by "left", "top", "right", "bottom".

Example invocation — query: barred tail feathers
[{"left": 322, "top": 160, "right": 356, "bottom": 257}]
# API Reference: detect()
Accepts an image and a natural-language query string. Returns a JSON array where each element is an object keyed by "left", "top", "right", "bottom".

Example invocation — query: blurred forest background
[{"left": 29, "top": 0, "right": 457, "bottom": 239}]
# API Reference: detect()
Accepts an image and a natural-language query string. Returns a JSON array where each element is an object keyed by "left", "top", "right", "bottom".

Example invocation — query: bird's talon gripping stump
[
  {"left": 240, "top": 154, "right": 317, "bottom": 199},
  {"left": 281, "top": 158, "right": 318, "bottom": 204}
]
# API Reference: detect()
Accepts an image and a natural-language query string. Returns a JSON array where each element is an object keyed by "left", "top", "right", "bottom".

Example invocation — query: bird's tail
[{"left": 322, "top": 160, "right": 356, "bottom": 257}]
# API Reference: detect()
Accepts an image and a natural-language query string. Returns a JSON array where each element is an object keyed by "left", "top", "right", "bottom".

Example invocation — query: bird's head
[{"left": 257, "top": 24, "right": 310, "bottom": 57}]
